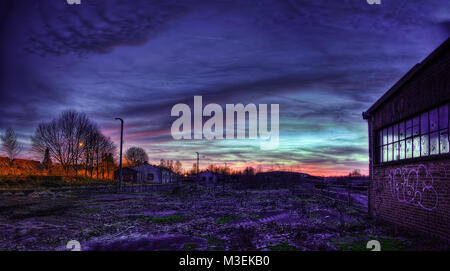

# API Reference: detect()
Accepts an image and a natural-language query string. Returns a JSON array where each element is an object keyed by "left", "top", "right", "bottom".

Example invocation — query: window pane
[
  {"left": 413, "top": 136, "right": 420, "bottom": 158},
  {"left": 406, "top": 138, "right": 412, "bottom": 159},
  {"left": 399, "top": 140, "right": 405, "bottom": 160},
  {"left": 406, "top": 119, "right": 412, "bottom": 138},
  {"left": 380, "top": 147, "right": 384, "bottom": 162},
  {"left": 383, "top": 128, "right": 387, "bottom": 145},
  {"left": 393, "top": 124, "right": 398, "bottom": 142},
  {"left": 399, "top": 122, "right": 405, "bottom": 140},
  {"left": 439, "top": 104, "right": 448, "bottom": 129},
  {"left": 413, "top": 117, "right": 420, "bottom": 136},
  {"left": 421, "top": 112, "right": 428, "bottom": 134},
  {"left": 388, "top": 144, "right": 392, "bottom": 161},
  {"left": 388, "top": 126, "right": 393, "bottom": 143},
  {"left": 393, "top": 142, "right": 399, "bottom": 160},
  {"left": 383, "top": 145, "right": 388, "bottom": 162},
  {"left": 430, "top": 109, "right": 438, "bottom": 132},
  {"left": 440, "top": 129, "right": 449, "bottom": 154},
  {"left": 430, "top": 132, "right": 439, "bottom": 155},
  {"left": 421, "top": 135, "right": 429, "bottom": 156}
]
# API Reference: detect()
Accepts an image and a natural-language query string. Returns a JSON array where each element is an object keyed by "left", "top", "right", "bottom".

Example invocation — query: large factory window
[{"left": 378, "top": 103, "right": 449, "bottom": 163}]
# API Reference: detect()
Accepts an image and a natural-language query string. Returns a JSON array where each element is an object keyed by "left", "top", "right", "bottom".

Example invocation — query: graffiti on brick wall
[{"left": 387, "top": 164, "right": 438, "bottom": 211}]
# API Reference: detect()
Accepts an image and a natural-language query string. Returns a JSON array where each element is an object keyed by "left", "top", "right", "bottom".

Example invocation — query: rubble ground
[{"left": 0, "top": 183, "right": 447, "bottom": 251}]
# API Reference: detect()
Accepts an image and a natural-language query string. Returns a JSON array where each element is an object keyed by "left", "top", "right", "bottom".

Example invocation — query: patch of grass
[
  {"left": 208, "top": 236, "right": 225, "bottom": 245},
  {"left": 250, "top": 214, "right": 264, "bottom": 219},
  {"left": 331, "top": 235, "right": 407, "bottom": 251},
  {"left": 268, "top": 242, "right": 298, "bottom": 251},
  {"left": 183, "top": 243, "right": 199, "bottom": 251},
  {"left": 215, "top": 215, "right": 238, "bottom": 225},
  {"left": 201, "top": 235, "right": 226, "bottom": 251},
  {"left": 83, "top": 208, "right": 100, "bottom": 214},
  {"left": 151, "top": 215, "right": 185, "bottom": 223},
  {"left": 82, "top": 226, "right": 106, "bottom": 238}
]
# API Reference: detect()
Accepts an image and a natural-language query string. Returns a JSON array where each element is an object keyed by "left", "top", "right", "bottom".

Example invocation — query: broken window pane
[
  {"left": 399, "top": 140, "right": 405, "bottom": 160},
  {"left": 388, "top": 126, "right": 393, "bottom": 143},
  {"left": 406, "top": 119, "right": 412, "bottom": 138},
  {"left": 393, "top": 124, "right": 398, "bottom": 142},
  {"left": 393, "top": 142, "right": 399, "bottom": 160},
  {"left": 388, "top": 144, "right": 392, "bottom": 161},
  {"left": 421, "top": 135, "right": 429, "bottom": 156},
  {"left": 399, "top": 122, "right": 405, "bottom": 140},
  {"left": 440, "top": 129, "right": 449, "bottom": 154},
  {"left": 430, "top": 109, "right": 438, "bottom": 132},
  {"left": 430, "top": 132, "right": 439, "bottom": 155},
  {"left": 413, "top": 136, "right": 420, "bottom": 158},
  {"left": 439, "top": 104, "right": 448, "bottom": 129},
  {"left": 406, "top": 138, "right": 412, "bottom": 159},
  {"left": 413, "top": 117, "right": 420, "bottom": 136},
  {"left": 421, "top": 112, "right": 428, "bottom": 134}
]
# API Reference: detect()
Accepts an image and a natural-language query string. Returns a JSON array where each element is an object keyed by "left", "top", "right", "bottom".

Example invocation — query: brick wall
[{"left": 370, "top": 159, "right": 450, "bottom": 240}]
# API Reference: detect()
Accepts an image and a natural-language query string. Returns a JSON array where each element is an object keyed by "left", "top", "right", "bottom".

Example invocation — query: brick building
[{"left": 363, "top": 38, "right": 450, "bottom": 240}]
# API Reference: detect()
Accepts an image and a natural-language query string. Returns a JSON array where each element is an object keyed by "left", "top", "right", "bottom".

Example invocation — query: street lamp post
[{"left": 115, "top": 118, "right": 124, "bottom": 192}]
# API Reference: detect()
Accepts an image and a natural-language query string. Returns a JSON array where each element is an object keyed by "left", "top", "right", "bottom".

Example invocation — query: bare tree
[
  {"left": 1, "top": 127, "right": 22, "bottom": 165},
  {"left": 101, "top": 152, "right": 115, "bottom": 179},
  {"left": 31, "top": 110, "right": 115, "bottom": 177},
  {"left": 125, "top": 147, "right": 148, "bottom": 167},
  {"left": 349, "top": 169, "right": 362, "bottom": 177},
  {"left": 174, "top": 160, "right": 182, "bottom": 175},
  {"left": 32, "top": 110, "right": 94, "bottom": 174}
]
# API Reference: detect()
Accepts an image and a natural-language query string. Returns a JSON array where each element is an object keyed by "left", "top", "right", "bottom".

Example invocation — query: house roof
[{"left": 363, "top": 38, "right": 450, "bottom": 118}]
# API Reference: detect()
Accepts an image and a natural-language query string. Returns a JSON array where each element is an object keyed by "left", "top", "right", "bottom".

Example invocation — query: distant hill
[{"left": 256, "top": 171, "right": 323, "bottom": 180}]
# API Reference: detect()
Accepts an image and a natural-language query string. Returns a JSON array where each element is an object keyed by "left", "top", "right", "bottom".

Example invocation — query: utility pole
[
  {"left": 115, "top": 118, "right": 124, "bottom": 192},
  {"left": 195, "top": 152, "right": 199, "bottom": 179}
]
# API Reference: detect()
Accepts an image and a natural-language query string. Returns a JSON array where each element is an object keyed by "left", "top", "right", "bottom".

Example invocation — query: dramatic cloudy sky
[{"left": 0, "top": 0, "right": 449, "bottom": 176}]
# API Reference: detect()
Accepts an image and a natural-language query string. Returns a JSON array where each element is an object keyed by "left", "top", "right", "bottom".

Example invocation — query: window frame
[{"left": 376, "top": 102, "right": 450, "bottom": 165}]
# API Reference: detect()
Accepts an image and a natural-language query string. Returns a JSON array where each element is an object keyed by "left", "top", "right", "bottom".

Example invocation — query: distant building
[
  {"left": 198, "top": 170, "right": 219, "bottom": 186},
  {"left": 114, "top": 167, "right": 138, "bottom": 183},
  {"left": 363, "top": 38, "right": 450, "bottom": 240},
  {"left": 114, "top": 162, "right": 179, "bottom": 184}
]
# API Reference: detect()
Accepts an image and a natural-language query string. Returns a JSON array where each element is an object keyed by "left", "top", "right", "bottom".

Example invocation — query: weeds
[
  {"left": 215, "top": 215, "right": 238, "bottom": 225},
  {"left": 268, "top": 242, "right": 298, "bottom": 251}
]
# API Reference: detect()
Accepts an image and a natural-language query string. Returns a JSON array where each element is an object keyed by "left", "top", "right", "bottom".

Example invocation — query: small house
[
  {"left": 131, "top": 162, "right": 179, "bottom": 184},
  {"left": 114, "top": 167, "right": 138, "bottom": 183},
  {"left": 198, "top": 170, "right": 219, "bottom": 186}
]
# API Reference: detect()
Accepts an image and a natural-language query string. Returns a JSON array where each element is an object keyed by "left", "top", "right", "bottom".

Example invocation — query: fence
[{"left": 312, "top": 179, "right": 369, "bottom": 212}]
